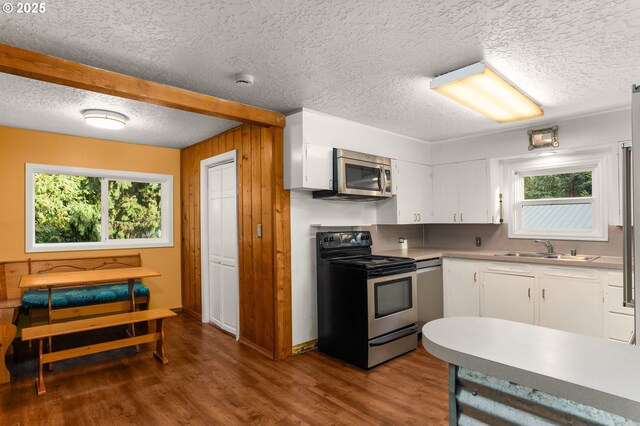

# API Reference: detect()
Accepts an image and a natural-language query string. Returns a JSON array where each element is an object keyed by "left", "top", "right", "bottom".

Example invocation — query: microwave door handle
[{"left": 380, "top": 166, "right": 386, "bottom": 192}]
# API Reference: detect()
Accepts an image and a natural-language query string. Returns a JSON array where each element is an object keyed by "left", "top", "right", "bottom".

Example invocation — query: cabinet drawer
[
  {"left": 605, "top": 312, "right": 634, "bottom": 342},
  {"left": 484, "top": 262, "right": 533, "bottom": 275},
  {"left": 541, "top": 267, "right": 600, "bottom": 280},
  {"left": 609, "top": 271, "right": 623, "bottom": 288},
  {"left": 606, "top": 285, "right": 635, "bottom": 315}
]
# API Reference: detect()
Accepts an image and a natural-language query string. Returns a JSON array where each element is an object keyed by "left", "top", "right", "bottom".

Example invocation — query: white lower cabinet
[
  {"left": 443, "top": 258, "right": 623, "bottom": 340},
  {"left": 605, "top": 271, "right": 635, "bottom": 343},
  {"left": 443, "top": 259, "right": 479, "bottom": 317},
  {"left": 481, "top": 273, "right": 535, "bottom": 325},
  {"left": 538, "top": 275, "right": 603, "bottom": 338}
]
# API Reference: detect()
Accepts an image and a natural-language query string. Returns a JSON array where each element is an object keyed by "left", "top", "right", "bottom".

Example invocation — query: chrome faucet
[{"left": 534, "top": 240, "right": 554, "bottom": 254}]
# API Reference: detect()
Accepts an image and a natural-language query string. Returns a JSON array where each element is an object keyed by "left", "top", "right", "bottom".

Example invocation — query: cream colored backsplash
[{"left": 365, "top": 224, "right": 623, "bottom": 257}]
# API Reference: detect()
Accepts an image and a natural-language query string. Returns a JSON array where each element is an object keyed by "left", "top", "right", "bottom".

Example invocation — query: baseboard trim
[
  {"left": 292, "top": 339, "right": 318, "bottom": 355},
  {"left": 239, "top": 337, "right": 275, "bottom": 360},
  {"left": 180, "top": 306, "right": 201, "bottom": 320}
]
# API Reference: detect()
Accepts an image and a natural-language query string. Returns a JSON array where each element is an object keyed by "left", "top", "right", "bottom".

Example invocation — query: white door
[
  {"left": 481, "top": 273, "right": 535, "bottom": 324},
  {"left": 207, "top": 162, "right": 238, "bottom": 335}
]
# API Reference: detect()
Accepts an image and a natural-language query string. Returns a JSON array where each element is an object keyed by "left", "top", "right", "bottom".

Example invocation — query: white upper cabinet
[
  {"left": 377, "top": 159, "right": 432, "bottom": 224},
  {"left": 432, "top": 159, "right": 491, "bottom": 223},
  {"left": 284, "top": 111, "right": 333, "bottom": 190}
]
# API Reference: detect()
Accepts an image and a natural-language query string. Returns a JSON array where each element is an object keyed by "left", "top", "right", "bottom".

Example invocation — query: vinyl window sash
[{"left": 26, "top": 163, "right": 173, "bottom": 253}]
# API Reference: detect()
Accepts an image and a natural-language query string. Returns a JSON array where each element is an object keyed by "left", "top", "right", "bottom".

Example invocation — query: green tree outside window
[
  {"left": 524, "top": 172, "right": 592, "bottom": 200},
  {"left": 34, "top": 174, "right": 162, "bottom": 243}
]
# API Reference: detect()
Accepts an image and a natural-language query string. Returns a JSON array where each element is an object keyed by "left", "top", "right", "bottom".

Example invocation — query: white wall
[
  {"left": 430, "top": 109, "right": 631, "bottom": 164},
  {"left": 290, "top": 108, "right": 431, "bottom": 346}
]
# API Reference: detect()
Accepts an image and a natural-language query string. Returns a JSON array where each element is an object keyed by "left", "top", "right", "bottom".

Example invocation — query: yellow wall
[{"left": 0, "top": 126, "right": 182, "bottom": 309}]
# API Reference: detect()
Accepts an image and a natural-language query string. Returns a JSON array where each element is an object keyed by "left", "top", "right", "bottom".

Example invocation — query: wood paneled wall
[{"left": 180, "top": 124, "right": 292, "bottom": 360}]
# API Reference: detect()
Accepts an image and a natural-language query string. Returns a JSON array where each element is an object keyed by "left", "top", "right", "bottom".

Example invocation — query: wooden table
[{"left": 19, "top": 267, "right": 160, "bottom": 357}]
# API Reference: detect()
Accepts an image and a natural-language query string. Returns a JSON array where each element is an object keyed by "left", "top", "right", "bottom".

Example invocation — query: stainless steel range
[{"left": 316, "top": 231, "right": 418, "bottom": 368}]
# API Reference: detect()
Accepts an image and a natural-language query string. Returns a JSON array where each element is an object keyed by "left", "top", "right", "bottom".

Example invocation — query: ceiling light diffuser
[
  {"left": 430, "top": 62, "right": 543, "bottom": 123},
  {"left": 82, "top": 109, "right": 128, "bottom": 130}
]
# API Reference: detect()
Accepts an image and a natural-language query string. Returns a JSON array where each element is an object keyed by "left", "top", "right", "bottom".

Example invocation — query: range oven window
[
  {"left": 374, "top": 277, "right": 412, "bottom": 318},
  {"left": 345, "top": 163, "right": 381, "bottom": 191}
]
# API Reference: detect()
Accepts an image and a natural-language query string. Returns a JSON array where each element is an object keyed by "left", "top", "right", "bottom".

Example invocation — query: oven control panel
[{"left": 317, "top": 231, "right": 372, "bottom": 249}]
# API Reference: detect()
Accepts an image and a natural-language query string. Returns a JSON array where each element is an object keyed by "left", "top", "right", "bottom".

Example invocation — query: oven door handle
[{"left": 369, "top": 325, "right": 418, "bottom": 347}]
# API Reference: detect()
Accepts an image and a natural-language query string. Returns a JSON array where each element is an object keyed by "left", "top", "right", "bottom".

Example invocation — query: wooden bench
[
  {"left": 22, "top": 308, "right": 176, "bottom": 396},
  {"left": 0, "top": 255, "right": 151, "bottom": 326}
]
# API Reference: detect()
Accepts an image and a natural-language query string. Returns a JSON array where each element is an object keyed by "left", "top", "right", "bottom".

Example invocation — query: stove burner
[{"left": 330, "top": 255, "right": 415, "bottom": 270}]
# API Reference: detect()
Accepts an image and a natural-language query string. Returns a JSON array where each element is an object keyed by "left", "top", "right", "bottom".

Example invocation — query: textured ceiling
[
  {"left": 1, "top": 0, "right": 639, "bottom": 144},
  {"left": 0, "top": 73, "right": 237, "bottom": 148}
]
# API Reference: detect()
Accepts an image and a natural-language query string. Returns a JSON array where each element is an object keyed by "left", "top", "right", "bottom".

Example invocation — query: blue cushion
[{"left": 21, "top": 281, "right": 150, "bottom": 310}]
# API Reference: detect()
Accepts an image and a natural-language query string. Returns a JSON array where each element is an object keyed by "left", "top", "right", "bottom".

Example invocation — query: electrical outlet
[
  {"left": 398, "top": 237, "right": 405, "bottom": 244},
  {"left": 475, "top": 237, "right": 482, "bottom": 247}
]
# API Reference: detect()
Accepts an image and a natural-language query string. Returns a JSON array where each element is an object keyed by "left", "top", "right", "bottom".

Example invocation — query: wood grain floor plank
[{"left": 0, "top": 315, "right": 448, "bottom": 425}]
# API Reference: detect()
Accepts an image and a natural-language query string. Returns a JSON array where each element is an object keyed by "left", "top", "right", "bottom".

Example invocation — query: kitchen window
[
  {"left": 506, "top": 151, "right": 608, "bottom": 241},
  {"left": 26, "top": 164, "right": 173, "bottom": 252}
]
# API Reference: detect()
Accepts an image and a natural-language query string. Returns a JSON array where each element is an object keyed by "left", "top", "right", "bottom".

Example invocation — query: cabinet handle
[
  {"left": 413, "top": 214, "right": 417, "bottom": 222},
  {"left": 528, "top": 288, "right": 531, "bottom": 299},
  {"left": 417, "top": 213, "right": 421, "bottom": 222},
  {"left": 453, "top": 213, "right": 457, "bottom": 222},
  {"left": 473, "top": 272, "right": 477, "bottom": 282},
  {"left": 542, "top": 288, "right": 546, "bottom": 299},
  {"left": 460, "top": 213, "right": 464, "bottom": 222}
]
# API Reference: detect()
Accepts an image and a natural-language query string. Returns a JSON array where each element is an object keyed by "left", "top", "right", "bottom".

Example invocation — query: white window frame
[
  {"left": 506, "top": 152, "right": 608, "bottom": 241},
  {"left": 26, "top": 163, "right": 173, "bottom": 252}
]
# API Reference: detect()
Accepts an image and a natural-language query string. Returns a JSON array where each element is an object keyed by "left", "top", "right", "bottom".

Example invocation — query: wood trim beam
[{"left": 0, "top": 43, "right": 285, "bottom": 128}]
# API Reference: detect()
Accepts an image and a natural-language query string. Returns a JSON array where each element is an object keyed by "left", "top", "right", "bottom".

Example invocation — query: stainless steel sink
[
  {"left": 546, "top": 254, "right": 600, "bottom": 262},
  {"left": 495, "top": 252, "right": 600, "bottom": 262},
  {"left": 497, "top": 252, "right": 548, "bottom": 258}
]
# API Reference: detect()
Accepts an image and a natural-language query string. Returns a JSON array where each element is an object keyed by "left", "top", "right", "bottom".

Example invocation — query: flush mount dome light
[
  {"left": 430, "top": 62, "right": 543, "bottom": 123},
  {"left": 82, "top": 109, "right": 128, "bottom": 129}
]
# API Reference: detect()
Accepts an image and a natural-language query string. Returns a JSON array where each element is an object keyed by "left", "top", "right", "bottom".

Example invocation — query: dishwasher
[{"left": 416, "top": 257, "right": 443, "bottom": 333}]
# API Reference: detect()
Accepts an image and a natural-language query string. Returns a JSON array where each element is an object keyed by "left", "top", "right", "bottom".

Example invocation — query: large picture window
[
  {"left": 26, "top": 164, "right": 173, "bottom": 252},
  {"left": 506, "top": 151, "right": 608, "bottom": 241}
]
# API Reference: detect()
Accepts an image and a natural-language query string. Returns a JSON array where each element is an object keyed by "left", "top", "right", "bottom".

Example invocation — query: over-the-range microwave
[{"left": 313, "top": 148, "right": 392, "bottom": 201}]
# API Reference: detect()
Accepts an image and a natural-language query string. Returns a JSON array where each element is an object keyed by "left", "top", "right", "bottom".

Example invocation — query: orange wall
[{"left": 0, "top": 126, "right": 182, "bottom": 309}]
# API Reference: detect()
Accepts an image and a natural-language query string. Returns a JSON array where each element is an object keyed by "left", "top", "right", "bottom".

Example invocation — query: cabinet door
[
  {"left": 481, "top": 273, "right": 535, "bottom": 324},
  {"left": 303, "top": 143, "right": 333, "bottom": 190},
  {"left": 443, "top": 259, "right": 480, "bottom": 317},
  {"left": 393, "top": 160, "right": 414, "bottom": 224},
  {"left": 539, "top": 277, "right": 604, "bottom": 337},
  {"left": 458, "top": 159, "right": 488, "bottom": 223},
  {"left": 415, "top": 163, "right": 432, "bottom": 223},
  {"left": 390, "top": 160, "right": 431, "bottom": 224},
  {"left": 402, "top": 160, "right": 431, "bottom": 223},
  {"left": 432, "top": 164, "right": 459, "bottom": 223}
]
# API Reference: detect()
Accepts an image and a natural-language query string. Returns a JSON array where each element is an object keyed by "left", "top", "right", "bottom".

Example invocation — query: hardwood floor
[{"left": 0, "top": 314, "right": 449, "bottom": 425}]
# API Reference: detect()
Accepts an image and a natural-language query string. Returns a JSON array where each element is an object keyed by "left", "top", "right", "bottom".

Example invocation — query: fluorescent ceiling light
[
  {"left": 430, "top": 62, "right": 543, "bottom": 123},
  {"left": 82, "top": 109, "right": 128, "bottom": 129}
]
